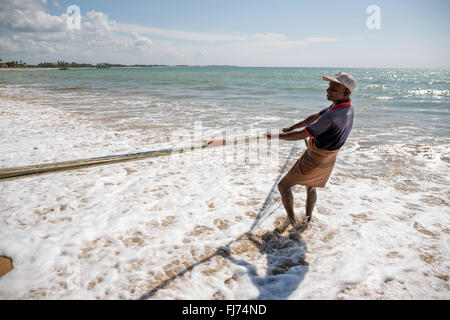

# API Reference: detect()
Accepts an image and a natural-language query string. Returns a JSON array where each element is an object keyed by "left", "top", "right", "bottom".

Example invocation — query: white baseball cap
[{"left": 322, "top": 72, "right": 356, "bottom": 92}]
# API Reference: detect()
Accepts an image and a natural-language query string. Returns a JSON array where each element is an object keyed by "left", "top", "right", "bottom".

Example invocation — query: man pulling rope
[{"left": 266, "top": 72, "right": 356, "bottom": 228}]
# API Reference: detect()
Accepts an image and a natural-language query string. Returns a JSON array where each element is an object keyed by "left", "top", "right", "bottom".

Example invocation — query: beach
[
  {"left": 0, "top": 68, "right": 61, "bottom": 71},
  {"left": 0, "top": 67, "right": 175, "bottom": 71},
  {"left": 0, "top": 67, "right": 449, "bottom": 299}
]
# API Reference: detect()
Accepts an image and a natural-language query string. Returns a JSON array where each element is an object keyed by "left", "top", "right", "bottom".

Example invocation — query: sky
[{"left": 0, "top": 0, "right": 449, "bottom": 67}]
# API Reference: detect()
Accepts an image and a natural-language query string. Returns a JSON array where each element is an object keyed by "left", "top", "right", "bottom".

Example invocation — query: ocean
[
  {"left": 0, "top": 67, "right": 449, "bottom": 299},
  {"left": 1, "top": 67, "right": 449, "bottom": 147}
]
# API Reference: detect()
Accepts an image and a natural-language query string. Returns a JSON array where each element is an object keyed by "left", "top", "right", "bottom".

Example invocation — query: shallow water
[
  {"left": 0, "top": 67, "right": 449, "bottom": 142},
  {"left": 0, "top": 67, "right": 449, "bottom": 299}
]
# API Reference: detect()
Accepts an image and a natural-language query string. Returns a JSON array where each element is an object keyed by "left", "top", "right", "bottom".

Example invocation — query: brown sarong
[{"left": 284, "top": 138, "right": 339, "bottom": 188}]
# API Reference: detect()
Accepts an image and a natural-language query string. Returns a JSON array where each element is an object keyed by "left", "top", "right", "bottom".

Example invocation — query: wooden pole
[{"left": 0, "top": 134, "right": 263, "bottom": 181}]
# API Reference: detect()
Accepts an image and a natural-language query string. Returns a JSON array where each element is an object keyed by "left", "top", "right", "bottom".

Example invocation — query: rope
[
  {"left": 1, "top": 98, "right": 378, "bottom": 182},
  {"left": 0, "top": 134, "right": 264, "bottom": 181},
  {"left": 248, "top": 138, "right": 303, "bottom": 232}
]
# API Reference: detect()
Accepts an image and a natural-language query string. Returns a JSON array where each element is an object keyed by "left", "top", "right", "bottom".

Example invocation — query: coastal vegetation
[
  {"left": 0, "top": 58, "right": 29, "bottom": 68},
  {"left": 0, "top": 58, "right": 170, "bottom": 69}
]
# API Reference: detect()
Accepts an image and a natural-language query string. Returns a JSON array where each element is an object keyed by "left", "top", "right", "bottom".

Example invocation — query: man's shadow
[
  {"left": 138, "top": 219, "right": 309, "bottom": 300},
  {"left": 138, "top": 140, "right": 307, "bottom": 300},
  {"left": 224, "top": 229, "right": 308, "bottom": 300}
]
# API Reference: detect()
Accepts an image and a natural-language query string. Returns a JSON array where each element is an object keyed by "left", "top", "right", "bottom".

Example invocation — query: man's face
[{"left": 326, "top": 81, "right": 349, "bottom": 102}]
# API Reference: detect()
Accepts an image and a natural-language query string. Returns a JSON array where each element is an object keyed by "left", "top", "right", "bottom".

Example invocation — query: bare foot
[
  {"left": 300, "top": 216, "right": 312, "bottom": 228},
  {"left": 289, "top": 216, "right": 297, "bottom": 226},
  {"left": 274, "top": 217, "right": 292, "bottom": 233},
  {"left": 287, "top": 218, "right": 310, "bottom": 235}
]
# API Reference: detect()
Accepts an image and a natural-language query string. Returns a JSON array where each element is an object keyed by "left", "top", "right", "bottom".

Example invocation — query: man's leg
[
  {"left": 278, "top": 178, "right": 296, "bottom": 225},
  {"left": 305, "top": 186, "right": 317, "bottom": 224}
]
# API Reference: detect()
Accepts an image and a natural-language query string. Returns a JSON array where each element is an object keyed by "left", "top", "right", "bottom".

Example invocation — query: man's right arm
[{"left": 282, "top": 113, "right": 321, "bottom": 133}]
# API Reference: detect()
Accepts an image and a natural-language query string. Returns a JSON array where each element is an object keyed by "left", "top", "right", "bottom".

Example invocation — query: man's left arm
[{"left": 267, "top": 129, "right": 309, "bottom": 141}]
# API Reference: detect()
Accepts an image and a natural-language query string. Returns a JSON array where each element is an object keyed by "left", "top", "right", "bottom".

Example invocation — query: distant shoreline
[
  {"left": 0, "top": 65, "right": 239, "bottom": 71},
  {"left": 1, "top": 66, "right": 448, "bottom": 71},
  {"left": 0, "top": 67, "right": 164, "bottom": 71},
  {"left": 0, "top": 67, "right": 92, "bottom": 71}
]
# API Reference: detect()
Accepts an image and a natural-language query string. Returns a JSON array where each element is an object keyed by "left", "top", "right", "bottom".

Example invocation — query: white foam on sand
[{"left": 0, "top": 98, "right": 449, "bottom": 300}]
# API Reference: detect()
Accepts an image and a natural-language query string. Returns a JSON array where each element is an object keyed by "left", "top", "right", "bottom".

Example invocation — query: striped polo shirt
[{"left": 304, "top": 100, "right": 354, "bottom": 151}]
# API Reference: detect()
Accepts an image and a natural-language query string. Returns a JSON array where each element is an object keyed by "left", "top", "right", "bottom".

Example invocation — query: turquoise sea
[{"left": 1, "top": 67, "right": 449, "bottom": 147}]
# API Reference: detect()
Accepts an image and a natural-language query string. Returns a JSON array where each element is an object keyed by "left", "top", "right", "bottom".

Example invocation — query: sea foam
[{"left": 1, "top": 96, "right": 449, "bottom": 299}]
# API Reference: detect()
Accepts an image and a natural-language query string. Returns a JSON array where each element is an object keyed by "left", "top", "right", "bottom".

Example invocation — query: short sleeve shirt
[{"left": 305, "top": 100, "right": 354, "bottom": 151}]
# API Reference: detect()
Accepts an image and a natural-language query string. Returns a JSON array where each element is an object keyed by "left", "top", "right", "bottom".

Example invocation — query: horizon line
[{"left": 1, "top": 61, "right": 448, "bottom": 70}]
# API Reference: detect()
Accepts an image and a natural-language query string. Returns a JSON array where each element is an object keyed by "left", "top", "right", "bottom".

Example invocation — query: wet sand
[{"left": 0, "top": 256, "right": 13, "bottom": 278}]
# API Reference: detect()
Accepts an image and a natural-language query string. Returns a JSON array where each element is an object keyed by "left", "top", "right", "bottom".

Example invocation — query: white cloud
[
  {"left": 0, "top": 36, "right": 21, "bottom": 52},
  {"left": 251, "top": 33, "right": 288, "bottom": 41},
  {"left": 0, "top": 6, "right": 126, "bottom": 59},
  {"left": 304, "top": 37, "right": 339, "bottom": 43},
  {"left": 0, "top": 2, "right": 364, "bottom": 66},
  {"left": 84, "top": 10, "right": 118, "bottom": 34},
  {"left": 119, "top": 23, "right": 248, "bottom": 42},
  {"left": 0, "top": 0, "right": 47, "bottom": 11},
  {"left": 0, "top": 0, "right": 69, "bottom": 33},
  {"left": 0, "top": 35, "right": 71, "bottom": 55},
  {"left": 132, "top": 32, "right": 153, "bottom": 47},
  {"left": 0, "top": 8, "right": 67, "bottom": 32}
]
